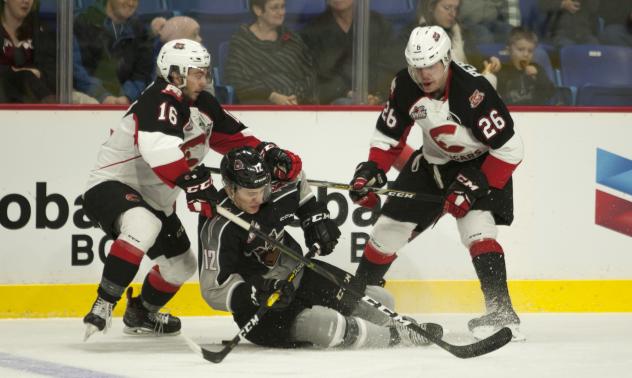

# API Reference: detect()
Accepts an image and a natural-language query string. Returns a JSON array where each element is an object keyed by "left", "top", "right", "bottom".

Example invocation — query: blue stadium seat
[
  {"left": 560, "top": 45, "right": 632, "bottom": 105},
  {"left": 284, "top": 0, "right": 326, "bottom": 31},
  {"left": 167, "top": 0, "right": 249, "bottom": 16},
  {"left": 166, "top": 1, "right": 250, "bottom": 69},
  {"left": 285, "top": 0, "right": 326, "bottom": 15},
  {"left": 217, "top": 41, "right": 230, "bottom": 86},
  {"left": 370, "top": 0, "right": 415, "bottom": 33}
]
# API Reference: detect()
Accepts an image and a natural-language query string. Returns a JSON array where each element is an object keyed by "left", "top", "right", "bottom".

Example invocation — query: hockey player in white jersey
[
  {"left": 81, "top": 39, "right": 302, "bottom": 340},
  {"left": 198, "top": 147, "right": 443, "bottom": 349},
  {"left": 348, "top": 26, "right": 525, "bottom": 340}
]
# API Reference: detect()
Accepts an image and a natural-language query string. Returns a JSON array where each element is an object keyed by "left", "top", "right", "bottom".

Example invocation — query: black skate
[
  {"left": 83, "top": 296, "right": 115, "bottom": 341},
  {"left": 394, "top": 317, "right": 443, "bottom": 347},
  {"left": 122, "top": 288, "right": 181, "bottom": 336},
  {"left": 468, "top": 307, "right": 525, "bottom": 341}
]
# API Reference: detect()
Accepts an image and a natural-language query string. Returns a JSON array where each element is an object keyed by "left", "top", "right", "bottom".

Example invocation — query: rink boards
[{"left": 1, "top": 107, "right": 632, "bottom": 316}]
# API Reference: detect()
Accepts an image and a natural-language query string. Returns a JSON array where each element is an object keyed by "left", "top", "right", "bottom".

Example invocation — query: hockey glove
[
  {"left": 443, "top": 166, "right": 489, "bottom": 218},
  {"left": 256, "top": 142, "right": 302, "bottom": 181},
  {"left": 349, "top": 161, "right": 387, "bottom": 208},
  {"left": 250, "top": 276, "right": 296, "bottom": 311},
  {"left": 298, "top": 200, "right": 341, "bottom": 256},
  {"left": 175, "top": 165, "right": 219, "bottom": 218}
]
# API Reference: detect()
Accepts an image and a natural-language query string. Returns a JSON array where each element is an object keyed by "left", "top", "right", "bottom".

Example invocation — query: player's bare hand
[{"left": 561, "top": 0, "right": 580, "bottom": 13}]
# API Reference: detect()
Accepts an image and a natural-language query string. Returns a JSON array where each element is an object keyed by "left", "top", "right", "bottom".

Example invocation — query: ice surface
[{"left": 0, "top": 313, "right": 630, "bottom": 378}]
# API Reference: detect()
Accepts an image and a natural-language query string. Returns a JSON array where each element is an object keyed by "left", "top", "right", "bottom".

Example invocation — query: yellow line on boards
[{"left": 1, "top": 280, "right": 631, "bottom": 318}]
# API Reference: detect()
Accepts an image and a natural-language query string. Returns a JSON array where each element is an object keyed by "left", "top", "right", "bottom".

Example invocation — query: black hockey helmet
[{"left": 220, "top": 146, "right": 271, "bottom": 191}]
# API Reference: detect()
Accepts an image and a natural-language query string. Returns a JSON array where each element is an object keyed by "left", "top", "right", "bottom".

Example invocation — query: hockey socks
[
  {"left": 355, "top": 243, "right": 396, "bottom": 287},
  {"left": 98, "top": 239, "right": 144, "bottom": 303},
  {"left": 140, "top": 265, "right": 181, "bottom": 311}
]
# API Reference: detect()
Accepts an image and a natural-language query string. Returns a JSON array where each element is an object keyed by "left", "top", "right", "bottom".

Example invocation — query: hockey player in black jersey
[
  {"left": 81, "top": 39, "right": 302, "bottom": 340},
  {"left": 198, "top": 147, "right": 443, "bottom": 349},
  {"left": 349, "top": 26, "right": 525, "bottom": 340}
]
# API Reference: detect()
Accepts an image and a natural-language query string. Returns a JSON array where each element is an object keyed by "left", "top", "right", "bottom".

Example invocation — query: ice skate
[
  {"left": 122, "top": 288, "right": 181, "bottom": 336},
  {"left": 83, "top": 296, "right": 114, "bottom": 341},
  {"left": 468, "top": 307, "right": 525, "bottom": 341},
  {"left": 394, "top": 317, "right": 443, "bottom": 346}
]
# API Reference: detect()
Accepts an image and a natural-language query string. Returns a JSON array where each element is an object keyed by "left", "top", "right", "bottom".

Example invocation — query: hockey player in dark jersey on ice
[
  {"left": 81, "top": 39, "right": 302, "bottom": 340},
  {"left": 198, "top": 147, "right": 443, "bottom": 349},
  {"left": 348, "top": 26, "right": 525, "bottom": 340}
]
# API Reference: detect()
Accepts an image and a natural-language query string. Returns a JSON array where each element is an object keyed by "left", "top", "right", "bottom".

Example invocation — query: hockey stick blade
[
  {"left": 215, "top": 205, "right": 512, "bottom": 358},
  {"left": 418, "top": 325, "right": 513, "bottom": 359},
  {"left": 198, "top": 246, "right": 317, "bottom": 363}
]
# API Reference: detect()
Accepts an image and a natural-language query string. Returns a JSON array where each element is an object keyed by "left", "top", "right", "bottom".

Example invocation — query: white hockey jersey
[{"left": 86, "top": 79, "right": 260, "bottom": 214}]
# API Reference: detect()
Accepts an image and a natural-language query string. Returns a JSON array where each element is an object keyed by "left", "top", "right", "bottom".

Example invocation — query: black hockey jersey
[
  {"left": 198, "top": 172, "right": 314, "bottom": 314},
  {"left": 86, "top": 78, "right": 260, "bottom": 214},
  {"left": 368, "top": 61, "right": 523, "bottom": 189}
]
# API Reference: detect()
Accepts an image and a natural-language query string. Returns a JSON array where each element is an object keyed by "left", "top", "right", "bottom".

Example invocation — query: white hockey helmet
[
  {"left": 405, "top": 26, "right": 452, "bottom": 70},
  {"left": 156, "top": 38, "right": 211, "bottom": 88}
]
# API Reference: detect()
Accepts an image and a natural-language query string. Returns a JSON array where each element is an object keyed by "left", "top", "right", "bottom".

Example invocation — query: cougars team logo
[
  {"left": 432, "top": 32, "right": 440, "bottom": 41},
  {"left": 173, "top": 42, "right": 185, "bottom": 50},
  {"left": 410, "top": 104, "right": 427, "bottom": 120},
  {"left": 469, "top": 89, "right": 485, "bottom": 108}
]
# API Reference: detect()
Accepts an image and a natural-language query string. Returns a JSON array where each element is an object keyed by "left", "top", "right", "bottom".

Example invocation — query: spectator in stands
[
  {"left": 598, "top": 0, "right": 632, "bottom": 47},
  {"left": 538, "top": 0, "right": 600, "bottom": 47},
  {"left": 224, "top": 0, "right": 317, "bottom": 105},
  {"left": 300, "top": 0, "right": 398, "bottom": 105},
  {"left": 496, "top": 27, "right": 556, "bottom": 105},
  {"left": 151, "top": 15, "right": 202, "bottom": 44},
  {"left": 73, "top": 0, "right": 154, "bottom": 105},
  {"left": 458, "top": 0, "right": 519, "bottom": 46},
  {"left": 0, "top": 0, "right": 56, "bottom": 103},
  {"left": 398, "top": 0, "right": 501, "bottom": 89}
]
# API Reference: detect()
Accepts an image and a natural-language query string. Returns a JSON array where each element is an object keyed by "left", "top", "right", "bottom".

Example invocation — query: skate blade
[
  {"left": 123, "top": 326, "right": 181, "bottom": 337},
  {"left": 471, "top": 325, "right": 526, "bottom": 342},
  {"left": 83, "top": 324, "right": 101, "bottom": 342}
]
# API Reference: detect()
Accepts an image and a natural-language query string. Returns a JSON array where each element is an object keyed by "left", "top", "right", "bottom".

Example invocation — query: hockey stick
[
  {"left": 198, "top": 246, "right": 319, "bottom": 363},
  {"left": 307, "top": 179, "right": 443, "bottom": 203},
  {"left": 206, "top": 167, "right": 442, "bottom": 203},
  {"left": 214, "top": 205, "right": 512, "bottom": 358}
]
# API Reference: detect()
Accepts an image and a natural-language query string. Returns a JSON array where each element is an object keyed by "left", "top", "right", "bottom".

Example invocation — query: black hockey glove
[
  {"left": 443, "top": 166, "right": 489, "bottom": 218},
  {"left": 298, "top": 199, "right": 341, "bottom": 256},
  {"left": 175, "top": 165, "right": 219, "bottom": 218},
  {"left": 349, "top": 161, "right": 387, "bottom": 208},
  {"left": 256, "top": 142, "right": 302, "bottom": 181},
  {"left": 250, "top": 276, "right": 296, "bottom": 311}
]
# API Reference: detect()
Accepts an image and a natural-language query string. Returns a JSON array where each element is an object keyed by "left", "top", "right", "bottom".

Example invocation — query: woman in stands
[
  {"left": 0, "top": 0, "right": 56, "bottom": 103},
  {"left": 224, "top": 0, "right": 317, "bottom": 105}
]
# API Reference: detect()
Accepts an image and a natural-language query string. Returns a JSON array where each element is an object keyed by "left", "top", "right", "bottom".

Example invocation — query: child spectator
[
  {"left": 1, "top": 0, "right": 56, "bottom": 103},
  {"left": 496, "top": 27, "right": 556, "bottom": 105}
]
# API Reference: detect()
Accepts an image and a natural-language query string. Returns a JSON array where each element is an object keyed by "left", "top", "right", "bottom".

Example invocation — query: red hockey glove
[
  {"left": 443, "top": 167, "right": 489, "bottom": 218},
  {"left": 257, "top": 142, "right": 302, "bottom": 181},
  {"left": 175, "top": 165, "right": 219, "bottom": 218},
  {"left": 349, "top": 161, "right": 387, "bottom": 208}
]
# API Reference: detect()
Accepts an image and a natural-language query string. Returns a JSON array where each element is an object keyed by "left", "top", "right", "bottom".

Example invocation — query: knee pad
[
  {"left": 456, "top": 210, "right": 498, "bottom": 248},
  {"left": 291, "top": 306, "right": 346, "bottom": 348},
  {"left": 369, "top": 215, "right": 416, "bottom": 254},
  {"left": 116, "top": 207, "right": 162, "bottom": 252},
  {"left": 155, "top": 249, "right": 197, "bottom": 286}
]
